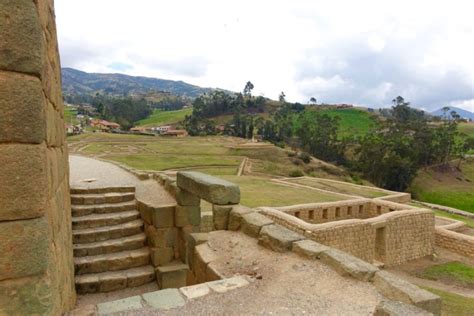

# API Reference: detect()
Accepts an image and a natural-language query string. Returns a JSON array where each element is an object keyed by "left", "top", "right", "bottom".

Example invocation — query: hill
[
  {"left": 431, "top": 106, "right": 474, "bottom": 120},
  {"left": 61, "top": 67, "right": 213, "bottom": 98},
  {"left": 136, "top": 108, "right": 192, "bottom": 127}
]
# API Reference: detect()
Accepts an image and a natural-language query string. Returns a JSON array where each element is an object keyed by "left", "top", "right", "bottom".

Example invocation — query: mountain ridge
[
  {"left": 61, "top": 67, "right": 214, "bottom": 98},
  {"left": 431, "top": 106, "right": 474, "bottom": 120}
]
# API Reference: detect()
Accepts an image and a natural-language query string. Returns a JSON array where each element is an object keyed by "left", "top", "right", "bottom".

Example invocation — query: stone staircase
[{"left": 71, "top": 186, "right": 155, "bottom": 294}]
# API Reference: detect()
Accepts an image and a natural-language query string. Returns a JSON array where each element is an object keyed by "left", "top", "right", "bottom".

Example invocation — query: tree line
[{"left": 184, "top": 83, "right": 474, "bottom": 191}]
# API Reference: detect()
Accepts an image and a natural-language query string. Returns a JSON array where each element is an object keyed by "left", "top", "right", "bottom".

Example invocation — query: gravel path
[{"left": 127, "top": 231, "right": 382, "bottom": 315}]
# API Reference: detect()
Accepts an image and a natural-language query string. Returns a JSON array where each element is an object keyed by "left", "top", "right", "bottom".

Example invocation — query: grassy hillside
[
  {"left": 459, "top": 122, "right": 474, "bottom": 137},
  {"left": 409, "top": 158, "right": 474, "bottom": 213},
  {"left": 136, "top": 108, "right": 192, "bottom": 127},
  {"left": 64, "top": 106, "right": 79, "bottom": 125},
  {"left": 314, "top": 108, "right": 378, "bottom": 138}
]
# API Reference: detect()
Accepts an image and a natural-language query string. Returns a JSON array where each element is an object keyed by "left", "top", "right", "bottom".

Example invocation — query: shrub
[
  {"left": 289, "top": 169, "right": 304, "bottom": 177},
  {"left": 287, "top": 151, "right": 297, "bottom": 157},
  {"left": 290, "top": 158, "right": 303, "bottom": 166},
  {"left": 299, "top": 152, "right": 311, "bottom": 164}
]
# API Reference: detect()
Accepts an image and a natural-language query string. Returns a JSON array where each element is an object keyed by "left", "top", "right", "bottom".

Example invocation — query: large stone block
[
  {"left": 0, "top": 0, "right": 44, "bottom": 75},
  {"left": 175, "top": 205, "right": 201, "bottom": 227},
  {"left": 374, "top": 271, "right": 441, "bottom": 315},
  {"left": 177, "top": 171, "right": 240, "bottom": 205},
  {"left": 142, "top": 289, "right": 185, "bottom": 310},
  {"left": 151, "top": 205, "right": 175, "bottom": 228},
  {"left": 0, "top": 144, "right": 48, "bottom": 221},
  {"left": 212, "top": 204, "right": 235, "bottom": 230},
  {"left": 293, "top": 240, "right": 330, "bottom": 259},
  {"left": 258, "top": 224, "right": 304, "bottom": 252},
  {"left": 150, "top": 247, "right": 175, "bottom": 267},
  {"left": 97, "top": 295, "right": 143, "bottom": 315},
  {"left": 176, "top": 189, "right": 200, "bottom": 206},
  {"left": 319, "top": 248, "right": 379, "bottom": 282},
  {"left": 0, "top": 217, "right": 49, "bottom": 281},
  {"left": 0, "top": 73, "right": 45, "bottom": 143},
  {"left": 373, "top": 299, "right": 432, "bottom": 316},
  {"left": 241, "top": 212, "right": 274, "bottom": 237},
  {"left": 0, "top": 274, "right": 53, "bottom": 315},
  {"left": 228, "top": 205, "right": 253, "bottom": 231},
  {"left": 156, "top": 262, "right": 189, "bottom": 289},
  {"left": 146, "top": 226, "right": 177, "bottom": 248}
]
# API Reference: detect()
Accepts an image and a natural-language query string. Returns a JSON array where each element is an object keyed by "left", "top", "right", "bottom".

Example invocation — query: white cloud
[{"left": 55, "top": 0, "right": 474, "bottom": 111}]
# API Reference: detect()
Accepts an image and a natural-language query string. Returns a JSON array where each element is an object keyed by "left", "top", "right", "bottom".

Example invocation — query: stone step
[
  {"left": 72, "top": 201, "right": 137, "bottom": 217},
  {"left": 75, "top": 265, "right": 155, "bottom": 294},
  {"left": 74, "top": 233, "right": 146, "bottom": 257},
  {"left": 72, "top": 210, "right": 141, "bottom": 229},
  {"left": 71, "top": 192, "right": 135, "bottom": 206},
  {"left": 71, "top": 186, "right": 135, "bottom": 195},
  {"left": 73, "top": 219, "right": 144, "bottom": 244},
  {"left": 74, "top": 248, "right": 151, "bottom": 275}
]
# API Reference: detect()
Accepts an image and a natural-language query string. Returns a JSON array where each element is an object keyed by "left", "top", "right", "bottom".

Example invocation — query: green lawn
[
  {"left": 289, "top": 177, "right": 388, "bottom": 198},
  {"left": 220, "top": 175, "right": 348, "bottom": 207},
  {"left": 422, "top": 287, "right": 474, "bottom": 316},
  {"left": 136, "top": 108, "right": 192, "bottom": 127},
  {"left": 420, "top": 262, "right": 474, "bottom": 288}
]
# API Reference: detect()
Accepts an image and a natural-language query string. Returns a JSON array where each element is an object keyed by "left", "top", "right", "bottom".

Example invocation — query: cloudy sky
[{"left": 56, "top": 0, "right": 473, "bottom": 111}]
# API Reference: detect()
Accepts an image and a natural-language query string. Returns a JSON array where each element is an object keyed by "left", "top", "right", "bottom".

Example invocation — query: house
[
  {"left": 153, "top": 125, "right": 171, "bottom": 134},
  {"left": 90, "top": 119, "right": 121, "bottom": 132},
  {"left": 162, "top": 129, "right": 188, "bottom": 137}
]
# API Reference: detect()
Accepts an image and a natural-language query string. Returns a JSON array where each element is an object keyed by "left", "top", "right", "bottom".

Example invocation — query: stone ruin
[{"left": 0, "top": 1, "right": 444, "bottom": 315}]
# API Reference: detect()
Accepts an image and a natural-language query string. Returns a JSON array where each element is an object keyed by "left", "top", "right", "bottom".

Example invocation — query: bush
[
  {"left": 299, "top": 152, "right": 311, "bottom": 164},
  {"left": 287, "top": 151, "right": 297, "bottom": 157},
  {"left": 290, "top": 158, "right": 303, "bottom": 166},
  {"left": 289, "top": 169, "right": 304, "bottom": 177}
]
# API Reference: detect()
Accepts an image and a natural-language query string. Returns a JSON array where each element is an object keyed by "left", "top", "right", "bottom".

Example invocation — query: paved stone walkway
[{"left": 69, "top": 155, "right": 175, "bottom": 207}]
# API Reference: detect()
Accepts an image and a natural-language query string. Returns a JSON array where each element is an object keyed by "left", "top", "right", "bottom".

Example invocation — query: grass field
[
  {"left": 136, "top": 108, "right": 192, "bottom": 127},
  {"left": 420, "top": 262, "right": 474, "bottom": 289},
  {"left": 288, "top": 177, "right": 388, "bottom": 198},
  {"left": 459, "top": 122, "right": 474, "bottom": 138},
  {"left": 64, "top": 106, "right": 79, "bottom": 125},
  {"left": 409, "top": 159, "right": 474, "bottom": 213},
  {"left": 422, "top": 287, "right": 474, "bottom": 316},
  {"left": 317, "top": 108, "right": 378, "bottom": 138}
]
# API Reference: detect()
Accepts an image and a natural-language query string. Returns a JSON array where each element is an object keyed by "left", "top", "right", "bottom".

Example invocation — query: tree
[
  {"left": 279, "top": 91, "right": 286, "bottom": 103},
  {"left": 243, "top": 81, "right": 254, "bottom": 97},
  {"left": 309, "top": 97, "right": 317, "bottom": 105}
]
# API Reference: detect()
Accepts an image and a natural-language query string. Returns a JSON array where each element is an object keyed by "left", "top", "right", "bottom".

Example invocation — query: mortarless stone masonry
[{"left": 0, "top": 0, "right": 75, "bottom": 314}]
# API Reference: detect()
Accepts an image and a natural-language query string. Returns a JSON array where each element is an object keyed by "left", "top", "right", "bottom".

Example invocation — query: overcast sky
[{"left": 56, "top": 0, "right": 473, "bottom": 111}]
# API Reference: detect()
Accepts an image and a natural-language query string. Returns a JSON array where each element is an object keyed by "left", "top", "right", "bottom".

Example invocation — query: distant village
[{"left": 64, "top": 103, "right": 188, "bottom": 137}]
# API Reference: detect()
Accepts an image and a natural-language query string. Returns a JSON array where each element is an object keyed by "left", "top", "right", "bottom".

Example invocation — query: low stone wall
[
  {"left": 260, "top": 202, "right": 435, "bottom": 266},
  {"left": 435, "top": 227, "right": 474, "bottom": 258}
]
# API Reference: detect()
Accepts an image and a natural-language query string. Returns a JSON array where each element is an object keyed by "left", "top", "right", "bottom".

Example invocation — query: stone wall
[
  {"left": 435, "top": 227, "right": 474, "bottom": 258},
  {"left": 0, "top": 0, "right": 75, "bottom": 314},
  {"left": 259, "top": 202, "right": 435, "bottom": 266}
]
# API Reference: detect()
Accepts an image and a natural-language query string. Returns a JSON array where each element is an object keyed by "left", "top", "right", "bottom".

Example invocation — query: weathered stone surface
[
  {"left": 0, "top": 144, "right": 48, "bottom": 221},
  {"left": 212, "top": 204, "right": 235, "bottom": 230},
  {"left": 146, "top": 226, "right": 177, "bottom": 248},
  {"left": 142, "top": 288, "right": 186, "bottom": 310},
  {"left": 241, "top": 212, "right": 274, "bottom": 237},
  {"left": 150, "top": 247, "right": 175, "bottom": 267},
  {"left": 206, "top": 261, "right": 224, "bottom": 281},
  {"left": 177, "top": 171, "right": 240, "bottom": 204},
  {"left": 0, "top": 217, "right": 49, "bottom": 280},
  {"left": 0, "top": 274, "right": 53, "bottom": 315},
  {"left": 0, "top": 0, "right": 44, "bottom": 75},
  {"left": 186, "top": 233, "right": 209, "bottom": 269},
  {"left": 293, "top": 240, "right": 330, "bottom": 259},
  {"left": 151, "top": 205, "right": 176, "bottom": 228},
  {"left": 180, "top": 283, "right": 210, "bottom": 299},
  {"left": 258, "top": 224, "right": 304, "bottom": 252},
  {"left": 319, "top": 248, "right": 379, "bottom": 282},
  {"left": 207, "top": 276, "right": 249, "bottom": 293},
  {"left": 228, "top": 205, "right": 253, "bottom": 231},
  {"left": 97, "top": 295, "right": 143, "bottom": 315},
  {"left": 374, "top": 271, "right": 441, "bottom": 315},
  {"left": 176, "top": 188, "right": 200, "bottom": 206},
  {"left": 156, "top": 262, "right": 189, "bottom": 289},
  {"left": 0, "top": 73, "right": 45, "bottom": 143},
  {"left": 194, "top": 244, "right": 218, "bottom": 283},
  {"left": 175, "top": 205, "right": 201, "bottom": 227},
  {"left": 373, "top": 299, "right": 433, "bottom": 316}
]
